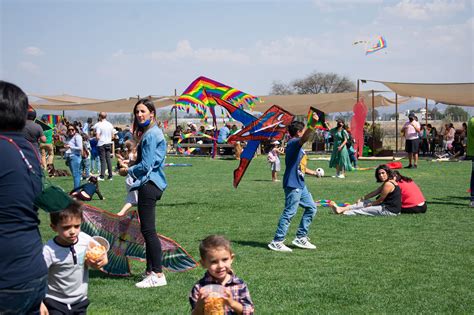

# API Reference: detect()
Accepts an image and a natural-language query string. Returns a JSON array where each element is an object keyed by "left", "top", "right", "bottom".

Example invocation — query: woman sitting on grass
[
  {"left": 393, "top": 171, "right": 427, "bottom": 214},
  {"left": 330, "top": 164, "right": 401, "bottom": 216}
]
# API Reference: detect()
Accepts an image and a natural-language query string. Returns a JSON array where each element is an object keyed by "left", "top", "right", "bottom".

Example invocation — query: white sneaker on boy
[
  {"left": 268, "top": 240, "right": 292, "bottom": 252},
  {"left": 292, "top": 237, "right": 317, "bottom": 250},
  {"left": 135, "top": 272, "right": 167, "bottom": 288}
]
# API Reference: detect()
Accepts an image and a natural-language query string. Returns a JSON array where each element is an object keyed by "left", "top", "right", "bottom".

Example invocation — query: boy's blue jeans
[
  {"left": 0, "top": 274, "right": 47, "bottom": 314},
  {"left": 273, "top": 186, "right": 317, "bottom": 242}
]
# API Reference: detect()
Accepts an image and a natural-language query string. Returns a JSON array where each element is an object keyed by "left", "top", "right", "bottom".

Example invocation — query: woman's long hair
[
  {"left": 132, "top": 98, "right": 156, "bottom": 139},
  {"left": 374, "top": 164, "right": 396, "bottom": 183},
  {"left": 393, "top": 170, "right": 413, "bottom": 183}
]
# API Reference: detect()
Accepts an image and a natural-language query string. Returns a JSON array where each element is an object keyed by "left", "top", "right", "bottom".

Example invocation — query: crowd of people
[{"left": 0, "top": 79, "right": 471, "bottom": 314}]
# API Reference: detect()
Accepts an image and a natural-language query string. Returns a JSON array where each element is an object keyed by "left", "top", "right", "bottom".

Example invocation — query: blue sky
[{"left": 1, "top": 0, "right": 473, "bottom": 101}]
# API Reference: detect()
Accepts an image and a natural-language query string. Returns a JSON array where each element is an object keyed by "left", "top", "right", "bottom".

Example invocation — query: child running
[
  {"left": 268, "top": 114, "right": 320, "bottom": 252},
  {"left": 189, "top": 235, "right": 254, "bottom": 315},
  {"left": 117, "top": 140, "right": 138, "bottom": 216},
  {"left": 41, "top": 201, "right": 108, "bottom": 314},
  {"left": 267, "top": 140, "right": 284, "bottom": 182}
]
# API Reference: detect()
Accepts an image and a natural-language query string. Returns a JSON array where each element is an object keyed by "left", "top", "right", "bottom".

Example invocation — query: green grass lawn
[{"left": 39, "top": 156, "right": 473, "bottom": 314}]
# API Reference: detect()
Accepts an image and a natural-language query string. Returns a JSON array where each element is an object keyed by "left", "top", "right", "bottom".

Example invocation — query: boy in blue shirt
[{"left": 268, "top": 113, "right": 320, "bottom": 252}]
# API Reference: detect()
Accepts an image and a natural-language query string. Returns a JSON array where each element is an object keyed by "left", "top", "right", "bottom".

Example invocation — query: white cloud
[
  {"left": 112, "top": 49, "right": 124, "bottom": 58},
  {"left": 312, "top": 0, "right": 383, "bottom": 11},
  {"left": 383, "top": 0, "right": 466, "bottom": 21},
  {"left": 19, "top": 61, "right": 40, "bottom": 74},
  {"left": 23, "top": 46, "right": 44, "bottom": 56},
  {"left": 148, "top": 40, "right": 249, "bottom": 64}
]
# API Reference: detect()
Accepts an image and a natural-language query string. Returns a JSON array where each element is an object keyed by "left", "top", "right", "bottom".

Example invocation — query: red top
[{"left": 398, "top": 180, "right": 425, "bottom": 208}]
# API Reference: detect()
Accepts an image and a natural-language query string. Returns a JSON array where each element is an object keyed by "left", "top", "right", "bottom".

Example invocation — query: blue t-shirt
[
  {"left": 0, "top": 132, "right": 47, "bottom": 289},
  {"left": 217, "top": 126, "right": 230, "bottom": 143},
  {"left": 283, "top": 138, "right": 306, "bottom": 189}
]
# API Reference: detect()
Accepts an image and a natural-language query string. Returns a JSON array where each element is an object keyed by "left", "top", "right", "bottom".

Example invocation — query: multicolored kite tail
[
  {"left": 317, "top": 199, "right": 350, "bottom": 207},
  {"left": 175, "top": 76, "right": 260, "bottom": 119},
  {"left": 366, "top": 36, "right": 387, "bottom": 55}
]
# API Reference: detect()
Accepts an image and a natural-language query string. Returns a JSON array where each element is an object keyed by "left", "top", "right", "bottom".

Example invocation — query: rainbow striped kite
[
  {"left": 41, "top": 114, "right": 62, "bottom": 126},
  {"left": 366, "top": 36, "right": 387, "bottom": 55},
  {"left": 175, "top": 76, "right": 260, "bottom": 119}
]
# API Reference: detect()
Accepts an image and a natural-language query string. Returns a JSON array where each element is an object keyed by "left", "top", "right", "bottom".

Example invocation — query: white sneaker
[
  {"left": 336, "top": 174, "right": 345, "bottom": 179},
  {"left": 97, "top": 177, "right": 105, "bottom": 181},
  {"left": 135, "top": 272, "right": 167, "bottom": 288},
  {"left": 292, "top": 237, "right": 317, "bottom": 250},
  {"left": 268, "top": 240, "right": 292, "bottom": 252}
]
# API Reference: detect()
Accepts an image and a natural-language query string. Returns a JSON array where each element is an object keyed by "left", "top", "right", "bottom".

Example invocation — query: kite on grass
[
  {"left": 213, "top": 97, "right": 294, "bottom": 188},
  {"left": 81, "top": 204, "right": 198, "bottom": 276}
]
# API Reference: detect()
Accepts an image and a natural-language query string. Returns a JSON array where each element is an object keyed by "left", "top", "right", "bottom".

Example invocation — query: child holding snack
[
  {"left": 267, "top": 140, "right": 284, "bottom": 182},
  {"left": 41, "top": 201, "right": 108, "bottom": 314},
  {"left": 189, "top": 235, "right": 254, "bottom": 315},
  {"left": 117, "top": 140, "right": 138, "bottom": 216}
]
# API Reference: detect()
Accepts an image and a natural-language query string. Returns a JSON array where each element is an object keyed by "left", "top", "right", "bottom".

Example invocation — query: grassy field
[{"left": 38, "top": 155, "right": 473, "bottom": 314}]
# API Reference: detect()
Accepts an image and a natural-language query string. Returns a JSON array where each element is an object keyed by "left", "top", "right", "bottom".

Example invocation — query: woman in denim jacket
[{"left": 121, "top": 98, "right": 168, "bottom": 289}]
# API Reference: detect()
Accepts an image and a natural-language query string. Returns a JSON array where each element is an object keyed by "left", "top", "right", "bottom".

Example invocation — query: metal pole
[
  {"left": 395, "top": 94, "right": 398, "bottom": 153},
  {"left": 357, "top": 79, "right": 360, "bottom": 102},
  {"left": 371, "top": 89, "right": 375, "bottom": 154},
  {"left": 425, "top": 98, "right": 428, "bottom": 126},
  {"left": 174, "top": 89, "right": 178, "bottom": 130}
]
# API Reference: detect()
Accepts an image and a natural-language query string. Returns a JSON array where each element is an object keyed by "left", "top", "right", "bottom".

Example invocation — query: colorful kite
[
  {"left": 175, "top": 76, "right": 260, "bottom": 157},
  {"left": 307, "top": 107, "right": 328, "bottom": 130},
  {"left": 175, "top": 76, "right": 260, "bottom": 120},
  {"left": 366, "top": 36, "right": 387, "bottom": 55},
  {"left": 41, "top": 114, "right": 62, "bottom": 126},
  {"left": 213, "top": 97, "right": 294, "bottom": 188},
  {"left": 81, "top": 204, "right": 198, "bottom": 276}
]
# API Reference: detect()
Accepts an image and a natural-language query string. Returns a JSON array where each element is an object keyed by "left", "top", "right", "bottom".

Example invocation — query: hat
[
  {"left": 205, "top": 125, "right": 215, "bottom": 131},
  {"left": 272, "top": 140, "right": 280, "bottom": 145}
]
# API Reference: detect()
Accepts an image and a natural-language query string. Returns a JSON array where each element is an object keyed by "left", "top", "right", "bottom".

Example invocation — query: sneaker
[
  {"left": 135, "top": 272, "right": 167, "bottom": 288},
  {"left": 470, "top": 201, "right": 474, "bottom": 208},
  {"left": 108, "top": 177, "right": 113, "bottom": 181},
  {"left": 292, "top": 237, "right": 317, "bottom": 250},
  {"left": 97, "top": 177, "right": 105, "bottom": 181},
  {"left": 404, "top": 165, "right": 412, "bottom": 169},
  {"left": 268, "top": 240, "right": 292, "bottom": 252},
  {"left": 336, "top": 174, "right": 345, "bottom": 179}
]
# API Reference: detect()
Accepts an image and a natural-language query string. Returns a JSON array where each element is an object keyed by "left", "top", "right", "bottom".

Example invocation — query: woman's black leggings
[
  {"left": 137, "top": 181, "right": 163, "bottom": 273},
  {"left": 401, "top": 202, "right": 427, "bottom": 214}
]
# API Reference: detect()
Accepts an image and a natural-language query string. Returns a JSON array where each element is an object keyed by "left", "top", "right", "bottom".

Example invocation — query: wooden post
[{"left": 395, "top": 94, "right": 398, "bottom": 153}]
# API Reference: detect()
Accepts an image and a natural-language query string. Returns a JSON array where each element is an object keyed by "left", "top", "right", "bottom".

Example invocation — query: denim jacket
[{"left": 128, "top": 125, "right": 167, "bottom": 192}]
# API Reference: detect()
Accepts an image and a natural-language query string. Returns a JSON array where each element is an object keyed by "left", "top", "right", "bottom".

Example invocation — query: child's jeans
[
  {"left": 273, "top": 186, "right": 317, "bottom": 241},
  {"left": 91, "top": 154, "right": 100, "bottom": 174},
  {"left": 81, "top": 156, "right": 90, "bottom": 179}
]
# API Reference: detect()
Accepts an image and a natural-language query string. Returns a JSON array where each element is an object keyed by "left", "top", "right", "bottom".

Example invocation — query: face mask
[{"left": 138, "top": 119, "right": 151, "bottom": 128}]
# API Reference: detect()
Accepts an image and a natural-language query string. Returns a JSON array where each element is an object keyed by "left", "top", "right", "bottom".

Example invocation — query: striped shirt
[{"left": 189, "top": 271, "right": 254, "bottom": 315}]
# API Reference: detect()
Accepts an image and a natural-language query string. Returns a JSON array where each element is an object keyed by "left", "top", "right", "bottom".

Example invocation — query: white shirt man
[{"left": 93, "top": 112, "right": 115, "bottom": 180}]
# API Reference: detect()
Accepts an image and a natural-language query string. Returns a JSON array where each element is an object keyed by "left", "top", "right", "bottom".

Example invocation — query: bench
[{"left": 174, "top": 143, "right": 238, "bottom": 156}]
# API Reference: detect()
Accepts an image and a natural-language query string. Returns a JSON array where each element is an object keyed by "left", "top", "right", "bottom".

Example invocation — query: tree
[
  {"left": 444, "top": 106, "right": 469, "bottom": 122},
  {"left": 270, "top": 71, "right": 356, "bottom": 95},
  {"left": 269, "top": 81, "right": 295, "bottom": 95},
  {"left": 366, "top": 109, "right": 379, "bottom": 121},
  {"left": 430, "top": 107, "right": 444, "bottom": 120}
]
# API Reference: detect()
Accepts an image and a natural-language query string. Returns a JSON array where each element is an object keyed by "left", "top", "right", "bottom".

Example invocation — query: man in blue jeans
[{"left": 268, "top": 113, "right": 320, "bottom": 252}]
